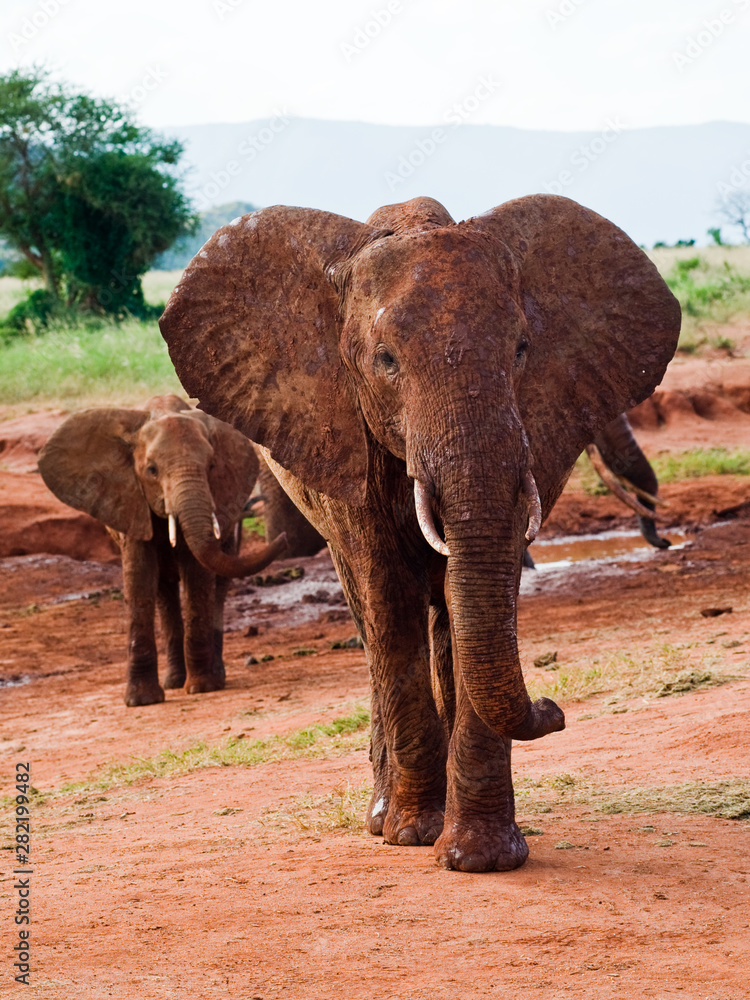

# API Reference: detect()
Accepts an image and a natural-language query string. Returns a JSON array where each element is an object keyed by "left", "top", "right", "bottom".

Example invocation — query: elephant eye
[
  {"left": 146, "top": 463, "right": 158, "bottom": 477},
  {"left": 374, "top": 347, "right": 399, "bottom": 377},
  {"left": 515, "top": 339, "right": 529, "bottom": 364}
]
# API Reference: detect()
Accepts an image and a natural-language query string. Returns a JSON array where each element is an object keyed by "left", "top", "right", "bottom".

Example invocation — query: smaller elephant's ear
[
  {"left": 203, "top": 416, "right": 260, "bottom": 532},
  {"left": 468, "top": 195, "right": 681, "bottom": 501},
  {"left": 39, "top": 409, "right": 152, "bottom": 539}
]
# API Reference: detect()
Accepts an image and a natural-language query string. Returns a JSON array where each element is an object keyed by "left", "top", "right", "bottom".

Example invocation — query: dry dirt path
[{"left": 0, "top": 510, "right": 748, "bottom": 999}]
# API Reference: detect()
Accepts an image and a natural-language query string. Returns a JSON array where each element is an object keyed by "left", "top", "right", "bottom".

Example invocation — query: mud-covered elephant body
[
  {"left": 160, "top": 195, "right": 680, "bottom": 871},
  {"left": 39, "top": 395, "right": 286, "bottom": 706}
]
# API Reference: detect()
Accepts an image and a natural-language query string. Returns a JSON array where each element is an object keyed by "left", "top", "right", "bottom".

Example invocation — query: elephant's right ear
[
  {"left": 39, "top": 409, "right": 152, "bottom": 539},
  {"left": 159, "top": 207, "right": 380, "bottom": 505}
]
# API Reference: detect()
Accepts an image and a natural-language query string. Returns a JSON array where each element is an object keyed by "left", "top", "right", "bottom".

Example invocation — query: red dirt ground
[{"left": 0, "top": 351, "right": 748, "bottom": 999}]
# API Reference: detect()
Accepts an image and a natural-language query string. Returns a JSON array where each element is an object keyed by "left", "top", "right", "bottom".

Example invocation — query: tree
[
  {"left": 716, "top": 189, "right": 750, "bottom": 244},
  {"left": 0, "top": 68, "right": 195, "bottom": 317}
]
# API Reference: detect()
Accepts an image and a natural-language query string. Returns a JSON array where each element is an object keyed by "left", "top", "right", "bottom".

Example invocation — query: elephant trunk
[
  {"left": 168, "top": 473, "right": 287, "bottom": 578},
  {"left": 426, "top": 443, "right": 564, "bottom": 741}
]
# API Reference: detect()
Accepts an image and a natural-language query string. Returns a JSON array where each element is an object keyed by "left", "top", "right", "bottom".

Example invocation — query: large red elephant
[{"left": 160, "top": 195, "right": 680, "bottom": 872}]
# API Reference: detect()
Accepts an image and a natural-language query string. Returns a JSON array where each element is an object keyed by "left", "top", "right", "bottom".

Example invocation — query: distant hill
[
  {"left": 161, "top": 118, "right": 750, "bottom": 247},
  {"left": 154, "top": 200, "right": 257, "bottom": 270}
]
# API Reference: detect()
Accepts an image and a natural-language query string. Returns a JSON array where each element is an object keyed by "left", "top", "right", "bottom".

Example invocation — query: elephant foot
[
  {"left": 380, "top": 788, "right": 445, "bottom": 846},
  {"left": 162, "top": 668, "right": 186, "bottom": 689},
  {"left": 185, "top": 674, "right": 225, "bottom": 695},
  {"left": 435, "top": 816, "right": 529, "bottom": 872},
  {"left": 366, "top": 788, "right": 390, "bottom": 836},
  {"left": 124, "top": 681, "right": 165, "bottom": 707}
]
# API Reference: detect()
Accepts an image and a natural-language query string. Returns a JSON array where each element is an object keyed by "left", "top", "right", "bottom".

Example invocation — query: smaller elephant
[{"left": 39, "top": 395, "right": 287, "bottom": 706}]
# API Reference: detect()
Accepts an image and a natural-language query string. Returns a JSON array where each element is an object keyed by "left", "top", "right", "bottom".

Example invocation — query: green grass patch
[
  {"left": 0, "top": 317, "right": 183, "bottom": 409},
  {"left": 651, "top": 448, "right": 750, "bottom": 482},
  {"left": 242, "top": 515, "right": 266, "bottom": 540},
  {"left": 597, "top": 779, "right": 750, "bottom": 820},
  {"left": 6, "top": 705, "right": 371, "bottom": 803},
  {"left": 0, "top": 271, "right": 184, "bottom": 410},
  {"left": 654, "top": 252, "right": 750, "bottom": 351}
]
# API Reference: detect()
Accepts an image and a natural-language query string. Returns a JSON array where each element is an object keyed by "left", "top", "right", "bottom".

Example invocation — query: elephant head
[
  {"left": 159, "top": 195, "right": 680, "bottom": 736},
  {"left": 39, "top": 394, "right": 287, "bottom": 578}
]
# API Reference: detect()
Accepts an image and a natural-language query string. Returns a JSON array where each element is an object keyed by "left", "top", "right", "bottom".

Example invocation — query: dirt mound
[
  {"left": 629, "top": 357, "right": 750, "bottom": 451},
  {"left": 0, "top": 410, "right": 66, "bottom": 472},
  {"left": 0, "top": 470, "right": 117, "bottom": 562}
]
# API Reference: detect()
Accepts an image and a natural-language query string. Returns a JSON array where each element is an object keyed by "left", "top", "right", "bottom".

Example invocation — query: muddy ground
[{"left": 0, "top": 347, "right": 749, "bottom": 999}]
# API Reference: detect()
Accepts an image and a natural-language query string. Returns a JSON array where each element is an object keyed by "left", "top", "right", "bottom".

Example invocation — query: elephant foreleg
[
  {"left": 435, "top": 685, "right": 527, "bottom": 872},
  {"left": 179, "top": 555, "right": 223, "bottom": 694},
  {"left": 121, "top": 537, "right": 164, "bottom": 707},
  {"left": 433, "top": 578, "right": 529, "bottom": 872},
  {"left": 329, "top": 537, "right": 447, "bottom": 847},
  {"left": 156, "top": 534, "right": 186, "bottom": 690}
]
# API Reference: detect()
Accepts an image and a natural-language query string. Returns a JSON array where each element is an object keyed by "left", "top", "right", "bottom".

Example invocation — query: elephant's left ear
[
  {"left": 468, "top": 195, "right": 681, "bottom": 499},
  {"left": 159, "top": 207, "right": 384, "bottom": 505},
  {"left": 204, "top": 416, "right": 260, "bottom": 531}
]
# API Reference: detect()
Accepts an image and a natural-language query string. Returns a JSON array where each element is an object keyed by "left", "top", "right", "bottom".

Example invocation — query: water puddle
[
  {"left": 529, "top": 528, "right": 687, "bottom": 568},
  {"left": 0, "top": 674, "right": 31, "bottom": 689}
]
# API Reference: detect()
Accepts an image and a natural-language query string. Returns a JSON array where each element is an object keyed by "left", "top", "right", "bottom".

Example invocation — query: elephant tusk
[
  {"left": 168, "top": 513, "right": 178, "bottom": 548},
  {"left": 615, "top": 474, "right": 668, "bottom": 508},
  {"left": 414, "top": 480, "right": 450, "bottom": 557},
  {"left": 522, "top": 468, "right": 542, "bottom": 543},
  {"left": 212, "top": 512, "right": 222, "bottom": 540},
  {"left": 585, "top": 445, "right": 663, "bottom": 519}
]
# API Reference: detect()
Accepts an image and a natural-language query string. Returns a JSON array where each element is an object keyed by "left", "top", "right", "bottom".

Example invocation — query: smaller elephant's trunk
[{"left": 170, "top": 476, "right": 288, "bottom": 578}]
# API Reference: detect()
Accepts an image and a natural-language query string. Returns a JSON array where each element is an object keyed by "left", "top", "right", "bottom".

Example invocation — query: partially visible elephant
[
  {"left": 39, "top": 395, "right": 287, "bottom": 706},
  {"left": 160, "top": 195, "right": 680, "bottom": 871},
  {"left": 589, "top": 412, "right": 669, "bottom": 549},
  {"left": 256, "top": 454, "right": 326, "bottom": 557},
  {"left": 523, "top": 412, "right": 670, "bottom": 568}
]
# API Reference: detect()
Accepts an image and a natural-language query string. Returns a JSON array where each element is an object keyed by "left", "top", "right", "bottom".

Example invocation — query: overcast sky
[{"left": 1, "top": 0, "right": 748, "bottom": 132}]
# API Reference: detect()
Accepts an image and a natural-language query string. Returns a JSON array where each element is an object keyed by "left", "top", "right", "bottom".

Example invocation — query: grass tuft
[
  {"left": 597, "top": 779, "right": 750, "bottom": 820},
  {"left": 258, "top": 781, "right": 372, "bottom": 834},
  {"left": 525, "top": 643, "right": 740, "bottom": 707},
  {"left": 27, "top": 705, "right": 370, "bottom": 800}
]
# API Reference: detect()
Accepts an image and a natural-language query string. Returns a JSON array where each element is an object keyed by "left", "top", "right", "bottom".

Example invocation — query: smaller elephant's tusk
[
  {"left": 522, "top": 468, "right": 542, "bottom": 543},
  {"left": 414, "top": 480, "right": 450, "bottom": 557},
  {"left": 212, "top": 512, "right": 222, "bottom": 540},
  {"left": 585, "top": 445, "right": 662, "bottom": 519},
  {"left": 168, "top": 513, "right": 178, "bottom": 548}
]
